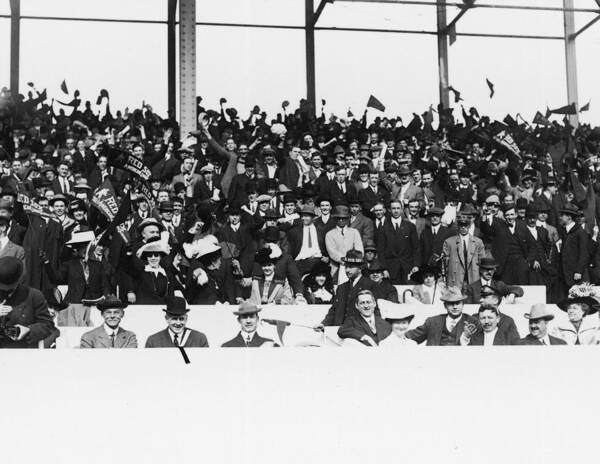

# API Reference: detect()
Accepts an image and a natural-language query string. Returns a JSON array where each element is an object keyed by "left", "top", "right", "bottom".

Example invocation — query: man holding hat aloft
[
  {"left": 0, "top": 256, "right": 55, "bottom": 348},
  {"left": 520, "top": 304, "right": 566, "bottom": 345},
  {"left": 406, "top": 286, "right": 478, "bottom": 346},
  {"left": 80, "top": 295, "right": 138, "bottom": 348},
  {"left": 145, "top": 296, "right": 209, "bottom": 348},
  {"left": 221, "top": 302, "right": 277, "bottom": 347},
  {"left": 557, "top": 204, "right": 589, "bottom": 299}
]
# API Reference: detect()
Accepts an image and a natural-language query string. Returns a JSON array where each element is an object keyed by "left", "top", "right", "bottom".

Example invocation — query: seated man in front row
[
  {"left": 459, "top": 304, "right": 521, "bottom": 346},
  {"left": 337, "top": 290, "right": 391, "bottom": 346},
  {"left": 80, "top": 295, "right": 138, "bottom": 349},
  {"left": 221, "top": 302, "right": 278, "bottom": 347},
  {"left": 145, "top": 296, "right": 209, "bottom": 348},
  {"left": 466, "top": 257, "right": 523, "bottom": 304},
  {"left": 520, "top": 304, "right": 567, "bottom": 345}
]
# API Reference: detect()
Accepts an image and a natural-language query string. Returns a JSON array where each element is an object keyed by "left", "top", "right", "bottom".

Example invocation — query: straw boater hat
[{"left": 524, "top": 303, "right": 555, "bottom": 321}]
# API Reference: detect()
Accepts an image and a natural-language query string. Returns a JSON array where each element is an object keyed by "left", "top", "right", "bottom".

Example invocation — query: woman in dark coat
[{"left": 133, "top": 240, "right": 176, "bottom": 305}]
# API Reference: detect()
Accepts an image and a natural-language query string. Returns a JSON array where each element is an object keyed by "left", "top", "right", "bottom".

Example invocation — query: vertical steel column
[
  {"left": 305, "top": 0, "right": 316, "bottom": 115},
  {"left": 563, "top": 0, "right": 579, "bottom": 126},
  {"left": 10, "top": 0, "right": 20, "bottom": 96},
  {"left": 179, "top": 0, "right": 197, "bottom": 136},
  {"left": 436, "top": 0, "right": 450, "bottom": 109},
  {"left": 168, "top": 0, "right": 177, "bottom": 118}
]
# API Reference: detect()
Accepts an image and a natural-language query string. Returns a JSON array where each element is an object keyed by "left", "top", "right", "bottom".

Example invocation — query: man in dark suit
[
  {"left": 378, "top": 199, "right": 419, "bottom": 284},
  {"left": 358, "top": 170, "right": 391, "bottom": 214},
  {"left": 520, "top": 303, "right": 567, "bottom": 345},
  {"left": 419, "top": 207, "right": 454, "bottom": 267},
  {"left": 406, "top": 287, "right": 478, "bottom": 346},
  {"left": 465, "top": 258, "right": 524, "bottom": 304},
  {"left": 460, "top": 304, "right": 520, "bottom": 345},
  {"left": 314, "top": 196, "right": 336, "bottom": 236},
  {"left": 327, "top": 166, "right": 358, "bottom": 206},
  {"left": 481, "top": 204, "right": 535, "bottom": 285},
  {"left": 557, "top": 204, "right": 589, "bottom": 300},
  {"left": 145, "top": 296, "right": 209, "bottom": 348},
  {"left": 318, "top": 250, "right": 382, "bottom": 327},
  {"left": 221, "top": 302, "right": 278, "bottom": 347},
  {"left": 0, "top": 257, "right": 55, "bottom": 348},
  {"left": 314, "top": 156, "right": 337, "bottom": 198},
  {"left": 338, "top": 289, "right": 392, "bottom": 346},
  {"left": 286, "top": 205, "right": 328, "bottom": 276}
]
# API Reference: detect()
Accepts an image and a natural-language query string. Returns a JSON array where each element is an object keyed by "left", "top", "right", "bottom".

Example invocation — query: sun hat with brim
[
  {"left": 0, "top": 257, "right": 25, "bottom": 291},
  {"left": 557, "top": 296, "right": 599, "bottom": 315},
  {"left": 137, "top": 218, "right": 165, "bottom": 234},
  {"left": 524, "top": 303, "right": 555, "bottom": 321},
  {"left": 440, "top": 286, "right": 467, "bottom": 303},
  {"left": 233, "top": 301, "right": 262, "bottom": 316},
  {"left": 256, "top": 194, "right": 272, "bottom": 203},
  {"left": 97, "top": 295, "right": 128, "bottom": 312},
  {"left": 136, "top": 240, "right": 169, "bottom": 259},
  {"left": 378, "top": 299, "right": 415, "bottom": 323},
  {"left": 163, "top": 296, "right": 190, "bottom": 316},
  {"left": 65, "top": 230, "right": 95, "bottom": 246}
]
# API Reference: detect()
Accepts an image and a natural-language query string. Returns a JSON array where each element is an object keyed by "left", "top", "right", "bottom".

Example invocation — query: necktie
[
  {"left": 262, "top": 280, "right": 271, "bottom": 303},
  {"left": 377, "top": 220, "right": 382, "bottom": 229},
  {"left": 433, "top": 227, "right": 437, "bottom": 237},
  {"left": 307, "top": 227, "right": 313, "bottom": 247},
  {"left": 110, "top": 332, "right": 115, "bottom": 348},
  {"left": 246, "top": 335, "right": 251, "bottom": 346},
  {"left": 394, "top": 221, "right": 398, "bottom": 231},
  {"left": 340, "top": 183, "right": 345, "bottom": 194},
  {"left": 173, "top": 333, "right": 179, "bottom": 347},
  {"left": 463, "top": 240, "right": 469, "bottom": 283},
  {"left": 448, "top": 319, "right": 457, "bottom": 333}
]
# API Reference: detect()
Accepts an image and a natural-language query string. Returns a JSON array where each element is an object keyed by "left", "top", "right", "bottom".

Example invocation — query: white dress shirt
[
  {"left": 483, "top": 328, "right": 498, "bottom": 346},
  {"left": 169, "top": 328, "right": 190, "bottom": 346},
  {"left": 296, "top": 224, "right": 322, "bottom": 260}
]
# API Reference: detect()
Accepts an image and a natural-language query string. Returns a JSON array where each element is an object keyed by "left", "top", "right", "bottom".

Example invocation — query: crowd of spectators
[{"left": 2, "top": 82, "right": 600, "bottom": 347}]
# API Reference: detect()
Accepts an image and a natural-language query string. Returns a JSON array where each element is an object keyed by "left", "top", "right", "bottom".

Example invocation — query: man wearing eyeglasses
[{"left": 145, "top": 296, "right": 208, "bottom": 348}]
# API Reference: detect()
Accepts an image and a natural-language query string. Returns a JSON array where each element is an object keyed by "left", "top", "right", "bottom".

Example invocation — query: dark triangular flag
[
  {"left": 406, "top": 113, "right": 422, "bottom": 135},
  {"left": 548, "top": 103, "right": 577, "bottom": 115},
  {"left": 321, "top": 99, "right": 326, "bottom": 106},
  {"left": 503, "top": 114, "right": 517, "bottom": 128},
  {"left": 533, "top": 111, "right": 551, "bottom": 126},
  {"left": 580, "top": 101, "right": 590, "bottom": 112},
  {"left": 366, "top": 95, "right": 385, "bottom": 112},
  {"left": 448, "top": 86, "right": 463, "bottom": 103},
  {"left": 545, "top": 106, "right": 552, "bottom": 119},
  {"left": 485, "top": 78, "right": 495, "bottom": 98},
  {"left": 347, "top": 108, "right": 354, "bottom": 118},
  {"left": 60, "top": 80, "right": 69, "bottom": 94}
]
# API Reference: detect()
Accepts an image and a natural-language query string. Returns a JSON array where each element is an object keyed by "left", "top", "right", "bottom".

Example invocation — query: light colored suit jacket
[
  {"left": 349, "top": 213, "right": 374, "bottom": 244},
  {"left": 325, "top": 227, "right": 363, "bottom": 264},
  {"left": 80, "top": 326, "right": 138, "bottom": 349},
  {"left": 442, "top": 234, "right": 486, "bottom": 288},
  {"left": 0, "top": 240, "right": 25, "bottom": 262}
]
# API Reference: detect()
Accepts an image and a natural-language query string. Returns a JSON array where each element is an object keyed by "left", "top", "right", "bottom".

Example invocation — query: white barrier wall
[{"left": 55, "top": 300, "right": 576, "bottom": 348}]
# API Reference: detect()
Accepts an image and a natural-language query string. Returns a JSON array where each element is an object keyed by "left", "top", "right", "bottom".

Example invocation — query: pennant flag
[
  {"left": 545, "top": 107, "right": 552, "bottom": 119},
  {"left": 262, "top": 319, "right": 290, "bottom": 346},
  {"left": 448, "top": 23, "right": 457, "bottom": 45},
  {"left": 493, "top": 130, "right": 521, "bottom": 161},
  {"left": 91, "top": 179, "right": 120, "bottom": 221},
  {"left": 98, "top": 190, "right": 133, "bottom": 246},
  {"left": 448, "top": 86, "right": 464, "bottom": 103},
  {"left": 406, "top": 113, "right": 422, "bottom": 135},
  {"left": 580, "top": 101, "right": 591, "bottom": 112},
  {"left": 366, "top": 95, "right": 385, "bottom": 112},
  {"left": 503, "top": 114, "right": 518, "bottom": 128},
  {"left": 347, "top": 108, "right": 354, "bottom": 118},
  {"left": 548, "top": 103, "right": 577, "bottom": 115},
  {"left": 485, "top": 78, "right": 495, "bottom": 98},
  {"left": 60, "top": 80, "right": 69, "bottom": 94},
  {"left": 533, "top": 111, "right": 551, "bottom": 126}
]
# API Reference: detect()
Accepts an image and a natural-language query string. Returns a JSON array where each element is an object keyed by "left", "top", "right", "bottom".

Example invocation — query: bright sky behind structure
[{"left": 1, "top": 0, "right": 600, "bottom": 124}]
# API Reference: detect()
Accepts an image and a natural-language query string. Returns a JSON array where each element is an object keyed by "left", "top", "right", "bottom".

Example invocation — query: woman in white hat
[
  {"left": 378, "top": 300, "right": 417, "bottom": 346},
  {"left": 133, "top": 240, "right": 177, "bottom": 305}
]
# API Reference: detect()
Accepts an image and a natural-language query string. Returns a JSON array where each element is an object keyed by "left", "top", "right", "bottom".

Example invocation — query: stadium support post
[
  {"left": 563, "top": 0, "right": 579, "bottom": 127},
  {"left": 168, "top": 0, "right": 177, "bottom": 119},
  {"left": 179, "top": 0, "right": 197, "bottom": 137},
  {"left": 436, "top": 0, "right": 450, "bottom": 109},
  {"left": 306, "top": 0, "right": 317, "bottom": 117},
  {"left": 10, "top": 0, "right": 20, "bottom": 96}
]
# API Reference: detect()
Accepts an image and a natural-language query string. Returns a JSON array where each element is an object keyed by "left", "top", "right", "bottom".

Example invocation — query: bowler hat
[
  {"left": 97, "top": 295, "right": 128, "bottom": 312},
  {"left": 479, "top": 257, "right": 499, "bottom": 269},
  {"left": 440, "top": 286, "right": 467, "bottom": 303},
  {"left": 233, "top": 301, "right": 261, "bottom": 316},
  {"left": 524, "top": 303, "right": 555, "bottom": 321},
  {"left": 363, "top": 239, "right": 377, "bottom": 252},
  {"left": 163, "top": 296, "right": 190, "bottom": 316},
  {"left": 0, "top": 257, "right": 25, "bottom": 290},
  {"left": 332, "top": 205, "right": 350, "bottom": 218}
]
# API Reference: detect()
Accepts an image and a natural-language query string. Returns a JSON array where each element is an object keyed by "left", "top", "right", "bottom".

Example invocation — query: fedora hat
[
  {"left": 136, "top": 240, "right": 169, "bottom": 259},
  {"left": 332, "top": 205, "right": 350, "bottom": 218},
  {"left": 458, "top": 203, "right": 478, "bottom": 216},
  {"left": 365, "top": 259, "right": 386, "bottom": 273},
  {"left": 557, "top": 296, "right": 599, "bottom": 315},
  {"left": 299, "top": 205, "right": 316, "bottom": 216},
  {"left": 65, "top": 230, "right": 95, "bottom": 246},
  {"left": 378, "top": 299, "right": 415, "bottom": 323},
  {"left": 479, "top": 257, "right": 499, "bottom": 269},
  {"left": 0, "top": 257, "right": 25, "bottom": 290},
  {"left": 440, "top": 286, "right": 467, "bottom": 303},
  {"left": 524, "top": 303, "right": 555, "bottom": 321},
  {"left": 233, "top": 301, "right": 262, "bottom": 316},
  {"left": 137, "top": 218, "right": 165, "bottom": 234},
  {"left": 96, "top": 295, "right": 128, "bottom": 312},
  {"left": 342, "top": 249, "right": 365, "bottom": 266},
  {"left": 559, "top": 204, "right": 581, "bottom": 217},
  {"left": 363, "top": 239, "right": 377, "bottom": 252},
  {"left": 163, "top": 296, "right": 190, "bottom": 316},
  {"left": 426, "top": 207, "right": 444, "bottom": 216}
]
